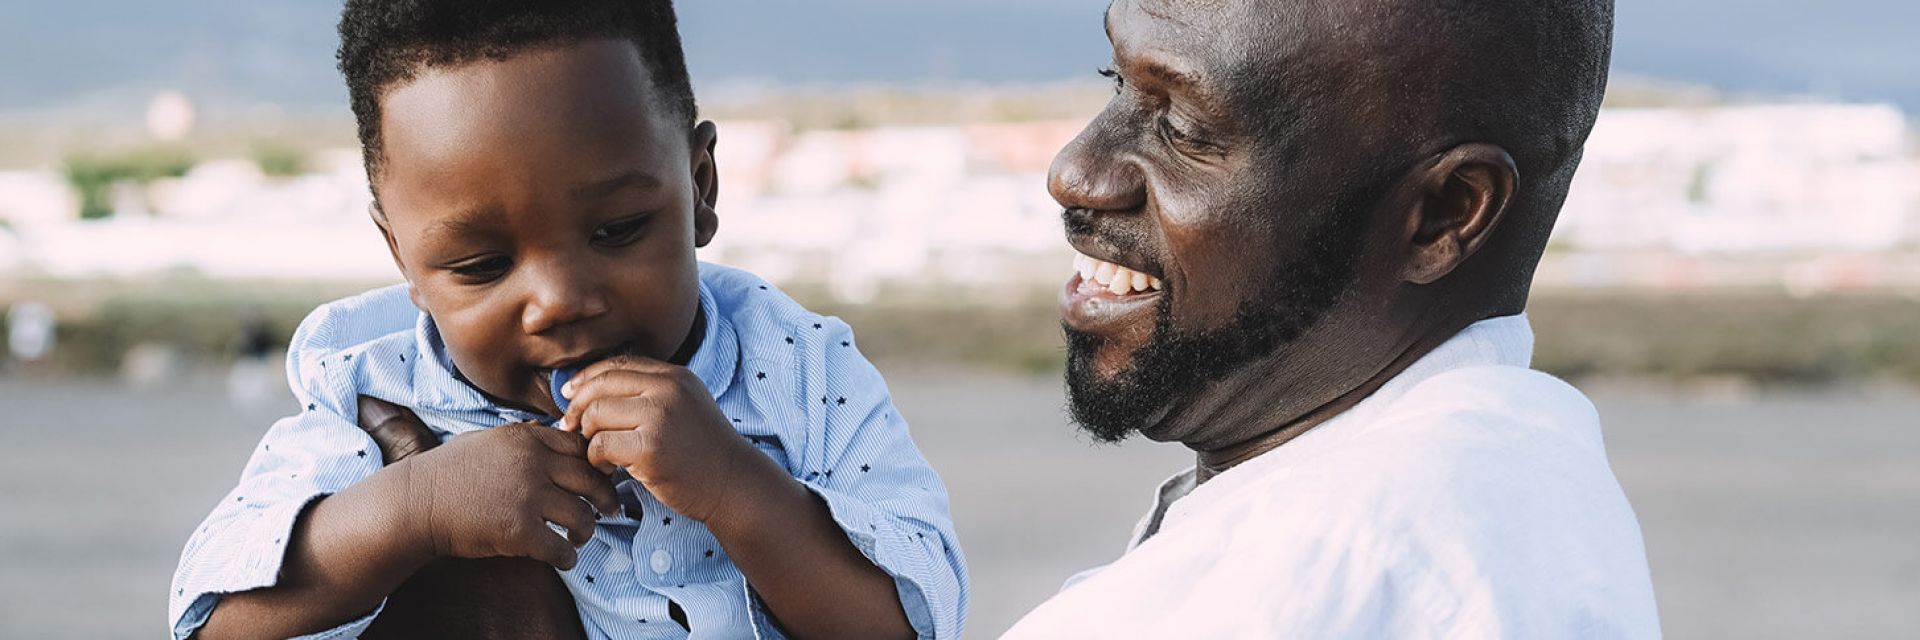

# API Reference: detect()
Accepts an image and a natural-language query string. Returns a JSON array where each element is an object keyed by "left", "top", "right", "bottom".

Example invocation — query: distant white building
[
  {"left": 1557, "top": 104, "right": 1918, "bottom": 254},
  {"left": 705, "top": 120, "right": 1076, "bottom": 296},
  {"left": 8, "top": 105, "right": 1917, "bottom": 292},
  {"left": 0, "top": 172, "right": 78, "bottom": 225}
]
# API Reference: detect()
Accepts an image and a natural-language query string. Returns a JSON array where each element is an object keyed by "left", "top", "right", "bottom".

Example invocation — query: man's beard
[{"left": 1064, "top": 204, "right": 1369, "bottom": 444}]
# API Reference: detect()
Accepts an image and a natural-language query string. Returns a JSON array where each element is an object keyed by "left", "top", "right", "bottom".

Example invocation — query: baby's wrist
[
  {"left": 375, "top": 456, "right": 441, "bottom": 568},
  {"left": 702, "top": 446, "right": 809, "bottom": 539}
]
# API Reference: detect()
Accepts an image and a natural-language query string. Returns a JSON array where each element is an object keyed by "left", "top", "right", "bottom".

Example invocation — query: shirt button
[{"left": 650, "top": 548, "right": 674, "bottom": 575}]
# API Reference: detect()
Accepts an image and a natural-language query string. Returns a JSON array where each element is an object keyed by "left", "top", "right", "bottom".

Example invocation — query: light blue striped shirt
[{"left": 170, "top": 263, "right": 968, "bottom": 639}]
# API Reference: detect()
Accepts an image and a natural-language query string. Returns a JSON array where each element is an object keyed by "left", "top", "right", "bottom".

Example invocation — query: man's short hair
[{"left": 337, "top": 0, "right": 698, "bottom": 180}]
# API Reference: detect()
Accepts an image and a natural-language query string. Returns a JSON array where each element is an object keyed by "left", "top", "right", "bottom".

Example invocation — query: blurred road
[{"left": 1, "top": 369, "right": 1915, "bottom": 638}]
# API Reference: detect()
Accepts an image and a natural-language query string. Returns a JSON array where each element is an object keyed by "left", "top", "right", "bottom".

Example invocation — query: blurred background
[{"left": 2, "top": 1, "right": 1917, "bottom": 637}]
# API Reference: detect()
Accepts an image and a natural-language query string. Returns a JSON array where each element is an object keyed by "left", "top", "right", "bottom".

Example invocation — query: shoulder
[
  {"left": 1220, "top": 364, "right": 1625, "bottom": 548},
  {"left": 1190, "top": 368, "right": 1654, "bottom": 633},
  {"left": 700, "top": 262, "right": 854, "bottom": 352},
  {"left": 1344, "top": 365, "right": 1603, "bottom": 474},
  {"left": 289, "top": 284, "right": 419, "bottom": 355},
  {"left": 285, "top": 284, "right": 420, "bottom": 405}
]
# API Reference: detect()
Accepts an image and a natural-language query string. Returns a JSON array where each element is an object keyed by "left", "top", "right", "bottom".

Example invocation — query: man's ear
[
  {"left": 369, "top": 203, "right": 430, "bottom": 313},
  {"left": 1399, "top": 143, "right": 1517, "bottom": 285},
  {"left": 689, "top": 120, "right": 721, "bottom": 248}
]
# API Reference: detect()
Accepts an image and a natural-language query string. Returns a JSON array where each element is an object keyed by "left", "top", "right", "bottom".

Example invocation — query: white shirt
[{"left": 1003, "top": 315, "right": 1661, "bottom": 639}]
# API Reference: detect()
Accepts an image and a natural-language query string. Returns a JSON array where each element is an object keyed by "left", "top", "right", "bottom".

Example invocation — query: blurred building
[
  {"left": 1, "top": 103, "right": 1916, "bottom": 295},
  {"left": 1558, "top": 104, "right": 1918, "bottom": 254}
]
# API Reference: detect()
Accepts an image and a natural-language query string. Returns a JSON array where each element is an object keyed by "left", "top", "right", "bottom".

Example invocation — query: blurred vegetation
[
  {"left": 1528, "top": 292, "right": 1920, "bottom": 384},
  {"left": 251, "top": 142, "right": 308, "bottom": 177},
  {"left": 6, "top": 279, "right": 1920, "bottom": 387},
  {"left": 0, "top": 278, "right": 384, "bottom": 374},
  {"left": 62, "top": 147, "right": 196, "bottom": 219}
]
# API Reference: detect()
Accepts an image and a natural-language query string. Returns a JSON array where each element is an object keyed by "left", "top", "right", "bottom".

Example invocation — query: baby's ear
[
  {"left": 690, "top": 120, "right": 720, "bottom": 248},
  {"left": 369, "top": 203, "right": 428, "bottom": 313}
]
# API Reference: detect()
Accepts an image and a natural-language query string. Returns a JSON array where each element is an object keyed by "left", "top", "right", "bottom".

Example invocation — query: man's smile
[{"left": 1061, "top": 251, "right": 1165, "bottom": 337}]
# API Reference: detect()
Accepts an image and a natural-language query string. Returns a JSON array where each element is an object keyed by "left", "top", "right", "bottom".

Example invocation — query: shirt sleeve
[
  {"left": 776, "top": 319, "right": 970, "bottom": 640},
  {"left": 168, "top": 315, "right": 390, "bottom": 639}
]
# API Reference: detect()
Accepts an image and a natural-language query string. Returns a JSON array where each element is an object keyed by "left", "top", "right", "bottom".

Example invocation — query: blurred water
[{"left": 0, "top": 370, "right": 1915, "bottom": 639}]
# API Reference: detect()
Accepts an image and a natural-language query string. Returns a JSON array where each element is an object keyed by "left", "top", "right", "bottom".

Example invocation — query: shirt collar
[
  {"left": 1136, "top": 313, "right": 1536, "bottom": 543},
  {"left": 406, "top": 277, "right": 739, "bottom": 414}
]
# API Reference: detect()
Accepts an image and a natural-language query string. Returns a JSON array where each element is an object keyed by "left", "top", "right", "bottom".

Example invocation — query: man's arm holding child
[{"left": 196, "top": 423, "right": 617, "bottom": 640}]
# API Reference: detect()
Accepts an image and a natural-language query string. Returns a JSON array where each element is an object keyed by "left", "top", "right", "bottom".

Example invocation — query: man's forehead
[{"left": 1107, "top": 0, "right": 1341, "bottom": 69}]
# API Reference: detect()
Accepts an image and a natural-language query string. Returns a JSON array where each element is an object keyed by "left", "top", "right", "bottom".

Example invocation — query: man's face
[
  {"left": 374, "top": 40, "right": 717, "bottom": 416},
  {"left": 1055, "top": 0, "right": 1402, "bottom": 443}
]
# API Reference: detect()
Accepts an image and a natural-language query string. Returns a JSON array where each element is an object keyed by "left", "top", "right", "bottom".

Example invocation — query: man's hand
[
  {"left": 358, "top": 396, "right": 439, "bottom": 465},
  {"left": 558, "top": 356, "right": 778, "bottom": 526},
  {"left": 356, "top": 397, "right": 596, "bottom": 640}
]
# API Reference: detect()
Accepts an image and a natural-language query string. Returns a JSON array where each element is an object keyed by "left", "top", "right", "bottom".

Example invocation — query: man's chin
[{"left": 1064, "top": 331, "right": 1175, "bottom": 444}]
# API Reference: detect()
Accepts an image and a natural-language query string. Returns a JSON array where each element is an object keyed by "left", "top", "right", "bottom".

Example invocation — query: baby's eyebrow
[
  {"left": 421, "top": 205, "right": 507, "bottom": 245},
  {"left": 572, "top": 170, "right": 664, "bottom": 200}
]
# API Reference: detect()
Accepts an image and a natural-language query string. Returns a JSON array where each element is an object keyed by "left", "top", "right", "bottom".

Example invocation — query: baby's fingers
[
  {"left": 577, "top": 395, "right": 668, "bottom": 440},
  {"left": 513, "top": 518, "right": 580, "bottom": 571},
  {"left": 538, "top": 491, "right": 600, "bottom": 548},
  {"left": 547, "top": 456, "right": 620, "bottom": 516},
  {"left": 587, "top": 430, "right": 649, "bottom": 476}
]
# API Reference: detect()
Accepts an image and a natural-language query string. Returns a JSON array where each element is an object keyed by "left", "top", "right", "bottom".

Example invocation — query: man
[{"left": 1007, "top": 0, "right": 1658, "bottom": 637}]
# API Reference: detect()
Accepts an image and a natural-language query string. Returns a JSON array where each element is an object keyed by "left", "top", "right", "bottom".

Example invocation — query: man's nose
[
  {"left": 1047, "top": 118, "right": 1148, "bottom": 214},
  {"left": 521, "top": 259, "right": 611, "bottom": 336}
]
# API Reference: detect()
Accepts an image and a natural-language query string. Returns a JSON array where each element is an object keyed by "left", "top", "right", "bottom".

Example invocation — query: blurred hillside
[{"left": 2, "top": 0, "right": 1918, "bottom": 122}]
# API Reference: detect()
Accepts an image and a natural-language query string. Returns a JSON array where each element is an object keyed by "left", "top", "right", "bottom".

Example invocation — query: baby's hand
[
  {"left": 400, "top": 422, "right": 619, "bottom": 570},
  {"left": 559, "top": 356, "right": 771, "bottom": 525}
]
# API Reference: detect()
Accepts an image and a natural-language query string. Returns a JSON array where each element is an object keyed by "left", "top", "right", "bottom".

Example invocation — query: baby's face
[{"left": 373, "top": 40, "right": 718, "bottom": 416}]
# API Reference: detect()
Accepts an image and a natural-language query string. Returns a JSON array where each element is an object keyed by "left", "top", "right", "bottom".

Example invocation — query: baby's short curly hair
[{"left": 337, "top": 0, "right": 697, "bottom": 181}]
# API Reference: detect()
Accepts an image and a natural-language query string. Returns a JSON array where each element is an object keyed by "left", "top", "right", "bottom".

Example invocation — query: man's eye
[
  {"left": 592, "top": 215, "right": 653, "bottom": 247},
  {"left": 449, "top": 255, "right": 511, "bottom": 281},
  {"left": 1158, "top": 115, "right": 1218, "bottom": 155},
  {"left": 1098, "top": 66, "right": 1125, "bottom": 94},
  {"left": 1158, "top": 116, "right": 1193, "bottom": 143}
]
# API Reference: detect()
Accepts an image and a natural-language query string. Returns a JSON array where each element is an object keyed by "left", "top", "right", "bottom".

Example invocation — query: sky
[{"left": 0, "top": 0, "right": 1914, "bottom": 119}]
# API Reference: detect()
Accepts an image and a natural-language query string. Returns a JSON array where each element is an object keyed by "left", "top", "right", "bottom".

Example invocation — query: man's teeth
[{"left": 1074, "top": 253, "right": 1163, "bottom": 294}]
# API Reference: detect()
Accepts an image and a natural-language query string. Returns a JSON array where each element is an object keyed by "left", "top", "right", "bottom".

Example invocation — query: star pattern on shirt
[
  {"left": 861, "top": 464, "right": 872, "bottom": 473},
  {"left": 662, "top": 516, "right": 673, "bottom": 526},
  {"left": 356, "top": 449, "right": 367, "bottom": 458},
  {"left": 755, "top": 371, "right": 767, "bottom": 380}
]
